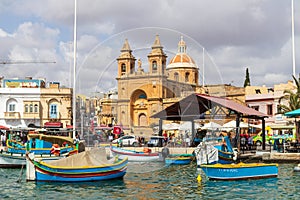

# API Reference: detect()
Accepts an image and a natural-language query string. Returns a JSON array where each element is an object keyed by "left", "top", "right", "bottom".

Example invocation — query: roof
[{"left": 151, "top": 93, "right": 268, "bottom": 121}]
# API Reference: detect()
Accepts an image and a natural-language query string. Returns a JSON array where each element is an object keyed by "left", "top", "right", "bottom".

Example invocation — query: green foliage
[{"left": 243, "top": 68, "right": 251, "bottom": 87}]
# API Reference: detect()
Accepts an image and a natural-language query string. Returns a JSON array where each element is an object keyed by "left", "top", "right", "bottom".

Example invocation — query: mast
[
  {"left": 292, "top": 0, "right": 296, "bottom": 80},
  {"left": 202, "top": 47, "right": 205, "bottom": 86},
  {"left": 72, "top": 0, "right": 77, "bottom": 139}
]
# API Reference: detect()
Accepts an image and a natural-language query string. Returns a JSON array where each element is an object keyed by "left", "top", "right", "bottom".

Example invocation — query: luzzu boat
[
  {"left": 200, "top": 162, "right": 278, "bottom": 180},
  {"left": 26, "top": 148, "right": 128, "bottom": 182},
  {"left": 165, "top": 156, "right": 192, "bottom": 165},
  {"left": 110, "top": 146, "right": 160, "bottom": 162},
  {"left": 0, "top": 134, "right": 78, "bottom": 168},
  {"left": 194, "top": 136, "right": 237, "bottom": 166}
]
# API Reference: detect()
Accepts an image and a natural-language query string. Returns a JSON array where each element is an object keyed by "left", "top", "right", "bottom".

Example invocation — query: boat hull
[
  {"left": 110, "top": 147, "right": 160, "bottom": 162},
  {"left": 26, "top": 151, "right": 128, "bottom": 182},
  {"left": 165, "top": 157, "right": 191, "bottom": 165},
  {"left": 200, "top": 163, "right": 278, "bottom": 180},
  {"left": 0, "top": 151, "right": 67, "bottom": 168}
]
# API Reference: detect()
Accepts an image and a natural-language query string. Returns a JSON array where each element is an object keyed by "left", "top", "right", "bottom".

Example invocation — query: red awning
[
  {"left": 44, "top": 122, "right": 63, "bottom": 128},
  {"left": 0, "top": 125, "right": 9, "bottom": 130},
  {"left": 66, "top": 125, "right": 73, "bottom": 129}
]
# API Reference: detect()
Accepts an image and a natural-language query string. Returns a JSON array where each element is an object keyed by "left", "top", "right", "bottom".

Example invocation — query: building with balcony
[{"left": 0, "top": 77, "right": 72, "bottom": 129}]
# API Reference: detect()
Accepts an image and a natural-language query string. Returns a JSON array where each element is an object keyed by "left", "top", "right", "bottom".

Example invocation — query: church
[{"left": 115, "top": 35, "right": 204, "bottom": 135}]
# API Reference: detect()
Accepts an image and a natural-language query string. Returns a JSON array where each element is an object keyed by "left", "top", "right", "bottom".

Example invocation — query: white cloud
[{"left": 0, "top": 0, "right": 299, "bottom": 94}]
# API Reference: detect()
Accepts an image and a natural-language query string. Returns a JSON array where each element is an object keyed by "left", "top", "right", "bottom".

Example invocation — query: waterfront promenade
[{"left": 98, "top": 144, "right": 300, "bottom": 162}]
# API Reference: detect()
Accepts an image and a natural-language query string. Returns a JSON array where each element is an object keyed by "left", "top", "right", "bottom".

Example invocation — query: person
[{"left": 1, "top": 132, "right": 6, "bottom": 147}]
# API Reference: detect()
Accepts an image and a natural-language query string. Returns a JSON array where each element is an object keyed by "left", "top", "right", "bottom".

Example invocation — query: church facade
[{"left": 115, "top": 35, "right": 203, "bottom": 135}]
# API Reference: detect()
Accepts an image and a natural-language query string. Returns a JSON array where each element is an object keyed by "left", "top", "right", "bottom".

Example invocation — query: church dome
[{"left": 167, "top": 36, "right": 198, "bottom": 69}]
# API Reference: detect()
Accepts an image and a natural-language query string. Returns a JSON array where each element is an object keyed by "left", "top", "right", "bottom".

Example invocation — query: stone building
[
  {"left": 109, "top": 35, "right": 245, "bottom": 136},
  {"left": 0, "top": 77, "right": 72, "bottom": 129}
]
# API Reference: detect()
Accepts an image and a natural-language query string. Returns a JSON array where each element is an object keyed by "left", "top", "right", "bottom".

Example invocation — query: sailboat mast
[{"left": 72, "top": 0, "right": 77, "bottom": 139}]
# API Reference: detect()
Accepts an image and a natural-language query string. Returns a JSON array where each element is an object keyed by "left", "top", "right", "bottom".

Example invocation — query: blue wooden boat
[
  {"left": 0, "top": 134, "right": 77, "bottom": 168},
  {"left": 165, "top": 156, "right": 192, "bottom": 165},
  {"left": 7, "top": 134, "right": 74, "bottom": 155},
  {"left": 195, "top": 136, "right": 237, "bottom": 166},
  {"left": 26, "top": 148, "right": 128, "bottom": 182},
  {"left": 200, "top": 162, "right": 278, "bottom": 180}
]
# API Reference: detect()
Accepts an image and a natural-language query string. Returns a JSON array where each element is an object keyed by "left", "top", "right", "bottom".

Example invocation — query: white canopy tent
[
  {"left": 201, "top": 122, "right": 222, "bottom": 130},
  {"left": 222, "top": 120, "right": 249, "bottom": 132},
  {"left": 179, "top": 121, "right": 202, "bottom": 131},
  {"left": 162, "top": 123, "right": 181, "bottom": 130}
]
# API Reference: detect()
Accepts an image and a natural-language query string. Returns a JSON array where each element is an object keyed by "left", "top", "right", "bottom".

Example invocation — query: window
[
  {"left": 121, "top": 63, "right": 126, "bottom": 73},
  {"left": 251, "top": 106, "right": 259, "bottom": 111},
  {"left": 255, "top": 89, "right": 261, "bottom": 94},
  {"left": 29, "top": 104, "right": 33, "bottom": 113},
  {"left": 25, "top": 105, "right": 29, "bottom": 113},
  {"left": 34, "top": 104, "right": 38, "bottom": 113},
  {"left": 139, "top": 93, "right": 147, "bottom": 99},
  {"left": 267, "top": 104, "right": 273, "bottom": 115},
  {"left": 8, "top": 103, "right": 15, "bottom": 112},
  {"left": 185, "top": 72, "right": 190, "bottom": 82},
  {"left": 174, "top": 72, "right": 179, "bottom": 82},
  {"left": 50, "top": 104, "right": 58, "bottom": 119},
  {"left": 152, "top": 61, "right": 157, "bottom": 71}
]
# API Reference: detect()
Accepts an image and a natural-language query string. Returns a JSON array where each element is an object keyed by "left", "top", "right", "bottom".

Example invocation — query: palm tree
[
  {"left": 277, "top": 75, "right": 300, "bottom": 141},
  {"left": 277, "top": 75, "right": 300, "bottom": 113}
]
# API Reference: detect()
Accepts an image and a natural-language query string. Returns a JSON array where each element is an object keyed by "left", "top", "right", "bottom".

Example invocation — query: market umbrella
[
  {"left": 0, "top": 125, "right": 9, "bottom": 130},
  {"left": 284, "top": 109, "right": 300, "bottom": 141},
  {"left": 222, "top": 120, "right": 249, "bottom": 132},
  {"left": 202, "top": 122, "right": 222, "bottom": 130},
  {"left": 162, "top": 123, "right": 181, "bottom": 130},
  {"left": 179, "top": 121, "right": 202, "bottom": 131},
  {"left": 284, "top": 109, "right": 300, "bottom": 117}
]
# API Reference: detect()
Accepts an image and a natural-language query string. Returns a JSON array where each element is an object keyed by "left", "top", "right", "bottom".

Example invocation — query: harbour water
[{"left": 0, "top": 162, "right": 299, "bottom": 199}]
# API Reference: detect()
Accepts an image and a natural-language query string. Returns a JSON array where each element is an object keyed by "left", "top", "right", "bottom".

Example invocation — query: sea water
[{"left": 0, "top": 163, "right": 299, "bottom": 199}]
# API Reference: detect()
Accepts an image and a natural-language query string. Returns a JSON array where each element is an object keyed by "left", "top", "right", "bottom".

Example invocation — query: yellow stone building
[{"left": 96, "top": 35, "right": 246, "bottom": 135}]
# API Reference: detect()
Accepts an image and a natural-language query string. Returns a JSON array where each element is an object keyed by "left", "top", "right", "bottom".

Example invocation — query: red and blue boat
[{"left": 26, "top": 148, "right": 128, "bottom": 182}]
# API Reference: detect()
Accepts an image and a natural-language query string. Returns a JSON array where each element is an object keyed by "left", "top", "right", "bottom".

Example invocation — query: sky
[{"left": 0, "top": 0, "right": 299, "bottom": 96}]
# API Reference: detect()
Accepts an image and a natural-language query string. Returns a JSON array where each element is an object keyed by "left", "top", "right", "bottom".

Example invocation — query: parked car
[
  {"left": 112, "top": 135, "right": 139, "bottom": 147},
  {"left": 147, "top": 136, "right": 164, "bottom": 147}
]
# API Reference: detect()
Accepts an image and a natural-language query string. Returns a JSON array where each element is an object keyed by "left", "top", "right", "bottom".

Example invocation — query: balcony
[
  {"left": 4, "top": 112, "right": 21, "bottom": 119},
  {"left": 23, "top": 112, "right": 40, "bottom": 119}
]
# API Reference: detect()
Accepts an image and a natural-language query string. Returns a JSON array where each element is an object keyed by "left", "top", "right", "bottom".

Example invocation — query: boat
[
  {"left": 0, "top": 133, "right": 80, "bottom": 168},
  {"left": 200, "top": 162, "right": 278, "bottom": 180},
  {"left": 165, "top": 156, "right": 192, "bottom": 165},
  {"left": 26, "top": 147, "right": 128, "bottom": 182},
  {"left": 294, "top": 163, "right": 300, "bottom": 172},
  {"left": 196, "top": 141, "right": 278, "bottom": 180},
  {"left": 110, "top": 146, "right": 160, "bottom": 162},
  {"left": 194, "top": 136, "right": 237, "bottom": 166}
]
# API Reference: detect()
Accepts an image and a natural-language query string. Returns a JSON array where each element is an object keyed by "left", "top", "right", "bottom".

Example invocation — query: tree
[
  {"left": 243, "top": 68, "right": 251, "bottom": 87},
  {"left": 277, "top": 75, "right": 300, "bottom": 113}
]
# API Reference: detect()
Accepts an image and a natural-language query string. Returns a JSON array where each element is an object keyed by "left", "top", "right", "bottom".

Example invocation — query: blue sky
[{"left": 0, "top": 0, "right": 299, "bottom": 96}]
